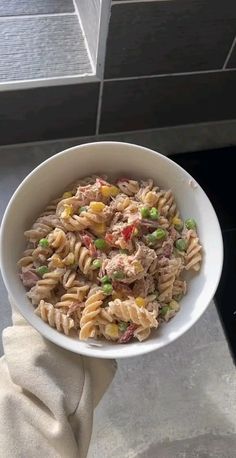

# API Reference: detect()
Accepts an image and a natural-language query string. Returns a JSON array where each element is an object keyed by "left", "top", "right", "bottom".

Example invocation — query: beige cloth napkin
[{"left": 0, "top": 299, "right": 116, "bottom": 458}]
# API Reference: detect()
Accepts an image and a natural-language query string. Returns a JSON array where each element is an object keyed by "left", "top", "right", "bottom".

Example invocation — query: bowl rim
[{"left": 0, "top": 141, "right": 224, "bottom": 358}]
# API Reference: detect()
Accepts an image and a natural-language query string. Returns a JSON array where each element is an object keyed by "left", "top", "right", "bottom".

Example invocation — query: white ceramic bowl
[{"left": 0, "top": 142, "right": 223, "bottom": 358}]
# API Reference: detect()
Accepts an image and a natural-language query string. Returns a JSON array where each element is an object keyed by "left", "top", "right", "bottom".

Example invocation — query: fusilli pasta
[
  {"left": 79, "top": 287, "right": 105, "bottom": 340},
  {"left": 18, "top": 175, "right": 203, "bottom": 343},
  {"left": 35, "top": 300, "right": 74, "bottom": 335},
  {"left": 184, "top": 230, "right": 202, "bottom": 271},
  {"left": 108, "top": 298, "right": 158, "bottom": 328}
]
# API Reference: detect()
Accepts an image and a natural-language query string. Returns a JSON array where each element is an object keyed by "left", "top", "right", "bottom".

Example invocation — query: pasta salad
[{"left": 18, "top": 176, "right": 202, "bottom": 343}]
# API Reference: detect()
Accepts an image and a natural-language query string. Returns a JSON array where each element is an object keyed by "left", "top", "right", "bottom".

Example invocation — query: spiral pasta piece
[
  {"left": 78, "top": 246, "right": 93, "bottom": 275},
  {"left": 67, "top": 233, "right": 84, "bottom": 264},
  {"left": 117, "top": 179, "right": 140, "bottom": 196},
  {"left": 156, "top": 190, "right": 178, "bottom": 220},
  {"left": 58, "top": 206, "right": 109, "bottom": 233},
  {"left": 114, "top": 195, "right": 132, "bottom": 212},
  {"left": 48, "top": 228, "right": 69, "bottom": 256},
  {"left": 24, "top": 215, "right": 62, "bottom": 242},
  {"left": 56, "top": 284, "right": 89, "bottom": 308},
  {"left": 185, "top": 230, "right": 202, "bottom": 271},
  {"left": 71, "top": 175, "right": 101, "bottom": 194},
  {"left": 28, "top": 268, "right": 65, "bottom": 305},
  {"left": 98, "top": 307, "right": 114, "bottom": 324},
  {"left": 32, "top": 245, "right": 53, "bottom": 264},
  {"left": 108, "top": 298, "right": 158, "bottom": 329},
  {"left": 49, "top": 232, "right": 93, "bottom": 276},
  {"left": 137, "top": 179, "right": 160, "bottom": 206},
  {"left": 35, "top": 300, "right": 74, "bottom": 335},
  {"left": 17, "top": 249, "right": 34, "bottom": 268},
  {"left": 172, "top": 278, "right": 187, "bottom": 298},
  {"left": 40, "top": 198, "right": 61, "bottom": 217},
  {"left": 134, "top": 326, "right": 151, "bottom": 342},
  {"left": 62, "top": 269, "right": 77, "bottom": 289},
  {"left": 79, "top": 287, "right": 105, "bottom": 340},
  {"left": 157, "top": 258, "right": 182, "bottom": 302}
]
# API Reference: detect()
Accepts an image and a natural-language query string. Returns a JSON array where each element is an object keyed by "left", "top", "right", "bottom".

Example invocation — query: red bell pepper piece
[{"left": 121, "top": 224, "right": 135, "bottom": 242}]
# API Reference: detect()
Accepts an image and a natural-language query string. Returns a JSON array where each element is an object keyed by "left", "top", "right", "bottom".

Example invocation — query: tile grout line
[
  {"left": 72, "top": 0, "right": 95, "bottom": 74},
  {"left": 97, "top": 117, "right": 236, "bottom": 139},
  {"left": 95, "top": 0, "right": 112, "bottom": 136},
  {"left": 95, "top": 80, "right": 104, "bottom": 136},
  {"left": 0, "top": 12, "right": 76, "bottom": 20},
  {"left": 0, "top": 68, "right": 235, "bottom": 92},
  {"left": 0, "top": 118, "right": 235, "bottom": 151},
  {"left": 223, "top": 35, "right": 236, "bottom": 70},
  {"left": 104, "top": 67, "right": 236, "bottom": 82}
]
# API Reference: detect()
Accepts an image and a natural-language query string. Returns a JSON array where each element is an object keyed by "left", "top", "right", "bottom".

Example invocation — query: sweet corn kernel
[
  {"left": 101, "top": 186, "right": 111, "bottom": 197},
  {"left": 172, "top": 216, "right": 180, "bottom": 225},
  {"left": 61, "top": 204, "right": 73, "bottom": 218},
  {"left": 101, "top": 185, "right": 119, "bottom": 197},
  {"left": 63, "top": 253, "right": 75, "bottom": 266},
  {"left": 90, "top": 201, "right": 106, "bottom": 212},
  {"left": 110, "top": 185, "right": 120, "bottom": 197},
  {"left": 169, "top": 300, "right": 180, "bottom": 312},
  {"left": 145, "top": 191, "right": 158, "bottom": 206},
  {"left": 63, "top": 191, "right": 73, "bottom": 199},
  {"left": 135, "top": 297, "right": 146, "bottom": 308},
  {"left": 50, "top": 254, "right": 64, "bottom": 268},
  {"left": 172, "top": 216, "right": 183, "bottom": 230},
  {"left": 105, "top": 323, "right": 119, "bottom": 339},
  {"left": 93, "top": 222, "right": 106, "bottom": 235},
  {"left": 132, "top": 260, "right": 144, "bottom": 274}
]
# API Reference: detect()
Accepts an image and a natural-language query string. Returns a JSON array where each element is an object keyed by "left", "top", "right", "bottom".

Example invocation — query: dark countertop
[{"left": 170, "top": 147, "right": 236, "bottom": 362}]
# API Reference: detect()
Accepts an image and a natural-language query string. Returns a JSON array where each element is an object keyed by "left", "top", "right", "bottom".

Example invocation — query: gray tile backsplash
[
  {"left": 0, "top": 0, "right": 74, "bottom": 16},
  {"left": 0, "top": 0, "right": 235, "bottom": 145},
  {"left": 105, "top": 1, "right": 236, "bottom": 78},
  {"left": 0, "top": 15, "right": 92, "bottom": 82},
  {"left": 0, "top": 83, "right": 99, "bottom": 144},
  {"left": 100, "top": 71, "right": 236, "bottom": 133}
]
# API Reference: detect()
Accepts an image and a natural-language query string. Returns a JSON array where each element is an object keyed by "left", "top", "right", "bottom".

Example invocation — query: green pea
[
  {"left": 36, "top": 266, "right": 49, "bottom": 276},
  {"left": 78, "top": 206, "right": 87, "bottom": 214},
  {"left": 118, "top": 321, "right": 128, "bottom": 332},
  {"left": 141, "top": 207, "right": 150, "bottom": 218},
  {"left": 153, "top": 228, "right": 166, "bottom": 240},
  {"left": 175, "top": 238, "right": 187, "bottom": 251},
  {"left": 102, "top": 283, "right": 113, "bottom": 295},
  {"left": 101, "top": 275, "right": 111, "bottom": 284},
  {"left": 113, "top": 270, "right": 125, "bottom": 280},
  {"left": 185, "top": 218, "right": 197, "bottom": 230},
  {"left": 94, "top": 238, "right": 107, "bottom": 250},
  {"left": 146, "top": 233, "right": 157, "bottom": 245},
  {"left": 159, "top": 306, "right": 170, "bottom": 317},
  {"left": 39, "top": 238, "right": 49, "bottom": 248},
  {"left": 149, "top": 207, "right": 159, "bottom": 220},
  {"left": 92, "top": 259, "right": 102, "bottom": 270}
]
